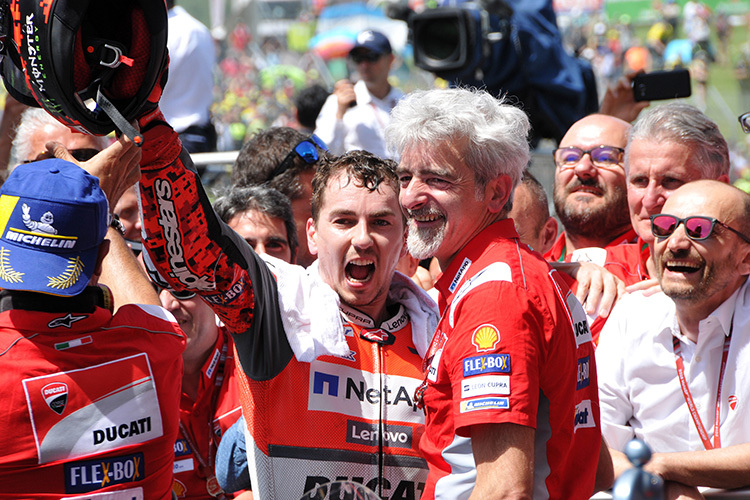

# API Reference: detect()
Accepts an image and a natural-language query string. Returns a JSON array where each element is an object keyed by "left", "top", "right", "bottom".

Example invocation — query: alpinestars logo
[
  {"left": 42, "top": 382, "right": 68, "bottom": 415},
  {"left": 359, "top": 328, "right": 394, "bottom": 345}
]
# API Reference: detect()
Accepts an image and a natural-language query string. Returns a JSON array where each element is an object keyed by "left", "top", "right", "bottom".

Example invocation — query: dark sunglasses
[
  {"left": 267, "top": 134, "right": 328, "bottom": 181},
  {"left": 553, "top": 145, "right": 624, "bottom": 170},
  {"left": 24, "top": 148, "right": 101, "bottom": 164},
  {"left": 650, "top": 214, "right": 750, "bottom": 244},
  {"left": 350, "top": 51, "right": 382, "bottom": 64},
  {"left": 739, "top": 112, "right": 750, "bottom": 134},
  {"left": 152, "top": 282, "right": 196, "bottom": 301}
]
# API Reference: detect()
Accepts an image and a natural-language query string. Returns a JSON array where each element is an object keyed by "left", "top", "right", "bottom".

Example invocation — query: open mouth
[
  {"left": 346, "top": 259, "right": 375, "bottom": 282},
  {"left": 571, "top": 185, "right": 603, "bottom": 196},
  {"left": 665, "top": 260, "right": 702, "bottom": 274}
]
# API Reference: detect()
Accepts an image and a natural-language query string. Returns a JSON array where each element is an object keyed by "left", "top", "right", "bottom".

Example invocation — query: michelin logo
[{"left": 460, "top": 397, "right": 509, "bottom": 413}]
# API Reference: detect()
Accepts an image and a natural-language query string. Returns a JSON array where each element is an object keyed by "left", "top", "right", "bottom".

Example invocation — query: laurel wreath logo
[
  {"left": 47, "top": 257, "right": 84, "bottom": 289},
  {"left": 0, "top": 247, "right": 24, "bottom": 283}
]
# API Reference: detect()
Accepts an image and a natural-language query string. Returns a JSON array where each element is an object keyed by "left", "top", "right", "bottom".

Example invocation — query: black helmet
[{"left": 1, "top": 0, "right": 168, "bottom": 138}]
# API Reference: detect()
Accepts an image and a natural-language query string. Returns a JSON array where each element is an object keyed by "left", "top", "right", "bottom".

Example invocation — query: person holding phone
[{"left": 314, "top": 30, "right": 403, "bottom": 160}]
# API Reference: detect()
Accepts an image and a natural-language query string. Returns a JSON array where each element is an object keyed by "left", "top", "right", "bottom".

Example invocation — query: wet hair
[{"left": 311, "top": 150, "right": 399, "bottom": 223}]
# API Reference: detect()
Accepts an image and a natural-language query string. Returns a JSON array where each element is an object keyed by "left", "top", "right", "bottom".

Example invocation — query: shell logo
[
  {"left": 173, "top": 479, "right": 187, "bottom": 498},
  {"left": 472, "top": 324, "right": 500, "bottom": 352}
]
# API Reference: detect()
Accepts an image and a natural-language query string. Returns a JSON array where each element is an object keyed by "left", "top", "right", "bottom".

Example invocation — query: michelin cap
[
  {"left": 0, "top": 159, "right": 108, "bottom": 296},
  {"left": 350, "top": 30, "right": 392, "bottom": 56}
]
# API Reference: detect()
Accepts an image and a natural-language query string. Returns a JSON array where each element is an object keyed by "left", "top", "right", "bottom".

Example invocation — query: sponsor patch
[
  {"left": 205, "top": 348, "right": 221, "bottom": 379},
  {"left": 471, "top": 324, "right": 500, "bottom": 352},
  {"left": 173, "top": 458, "right": 194, "bottom": 474},
  {"left": 64, "top": 453, "right": 144, "bottom": 494},
  {"left": 23, "top": 353, "right": 164, "bottom": 464},
  {"left": 343, "top": 326, "right": 354, "bottom": 337},
  {"left": 463, "top": 354, "right": 511, "bottom": 377},
  {"left": 729, "top": 395, "right": 738, "bottom": 410},
  {"left": 565, "top": 291, "right": 592, "bottom": 347},
  {"left": 359, "top": 328, "right": 394, "bottom": 345},
  {"left": 174, "top": 439, "right": 191, "bottom": 457},
  {"left": 448, "top": 257, "right": 472, "bottom": 293},
  {"left": 461, "top": 375, "right": 510, "bottom": 398},
  {"left": 308, "top": 362, "right": 422, "bottom": 422},
  {"left": 42, "top": 382, "right": 68, "bottom": 415},
  {"left": 577, "top": 356, "right": 590, "bottom": 390},
  {"left": 574, "top": 399, "right": 596, "bottom": 431},
  {"left": 62, "top": 487, "right": 144, "bottom": 500},
  {"left": 203, "top": 278, "right": 246, "bottom": 306},
  {"left": 49, "top": 314, "right": 88, "bottom": 330},
  {"left": 460, "top": 397, "right": 509, "bottom": 413},
  {"left": 346, "top": 420, "right": 413, "bottom": 449}
]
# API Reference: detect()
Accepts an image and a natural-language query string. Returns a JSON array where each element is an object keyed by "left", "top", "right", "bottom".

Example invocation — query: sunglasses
[
  {"left": 553, "top": 145, "right": 625, "bottom": 170},
  {"left": 24, "top": 148, "right": 101, "bottom": 164},
  {"left": 152, "top": 282, "right": 197, "bottom": 301},
  {"left": 350, "top": 51, "right": 382, "bottom": 64},
  {"left": 739, "top": 112, "right": 750, "bottom": 134},
  {"left": 267, "top": 134, "right": 328, "bottom": 181},
  {"left": 650, "top": 214, "right": 750, "bottom": 244}
]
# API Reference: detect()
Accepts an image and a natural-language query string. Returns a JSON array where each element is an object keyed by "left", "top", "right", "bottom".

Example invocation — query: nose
[
  {"left": 642, "top": 181, "right": 666, "bottom": 213},
  {"left": 254, "top": 242, "right": 267, "bottom": 255},
  {"left": 572, "top": 153, "right": 598, "bottom": 179},
  {"left": 399, "top": 178, "right": 428, "bottom": 212},
  {"left": 159, "top": 289, "right": 180, "bottom": 312},
  {"left": 665, "top": 222, "right": 692, "bottom": 252},
  {"left": 352, "top": 221, "right": 374, "bottom": 249}
]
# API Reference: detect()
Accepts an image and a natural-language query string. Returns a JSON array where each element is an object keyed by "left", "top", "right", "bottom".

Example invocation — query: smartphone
[{"left": 632, "top": 69, "right": 692, "bottom": 102}]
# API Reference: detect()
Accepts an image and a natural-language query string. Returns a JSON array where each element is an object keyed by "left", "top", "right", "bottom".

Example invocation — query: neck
[
  {"left": 673, "top": 278, "right": 746, "bottom": 343},
  {"left": 564, "top": 226, "right": 629, "bottom": 255},
  {"left": 182, "top": 363, "right": 201, "bottom": 401},
  {"left": 366, "top": 80, "right": 391, "bottom": 100}
]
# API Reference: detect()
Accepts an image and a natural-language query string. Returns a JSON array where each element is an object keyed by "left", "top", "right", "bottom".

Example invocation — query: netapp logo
[
  {"left": 64, "top": 452, "right": 144, "bottom": 493},
  {"left": 346, "top": 420, "right": 413, "bottom": 449}
]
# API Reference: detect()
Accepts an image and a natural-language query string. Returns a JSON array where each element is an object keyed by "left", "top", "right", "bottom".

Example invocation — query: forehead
[
  {"left": 627, "top": 139, "right": 702, "bottom": 179},
  {"left": 398, "top": 140, "right": 472, "bottom": 178},
  {"left": 320, "top": 171, "right": 400, "bottom": 214},
  {"left": 559, "top": 116, "right": 628, "bottom": 148},
  {"left": 29, "top": 125, "right": 102, "bottom": 153},
  {"left": 229, "top": 209, "right": 288, "bottom": 238},
  {"left": 663, "top": 186, "right": 733, "bottom": 221}
]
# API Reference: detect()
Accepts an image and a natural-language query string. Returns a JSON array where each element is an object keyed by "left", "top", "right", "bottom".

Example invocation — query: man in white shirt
[
  {"left": 597, "top": 179, "right": 750, "bottom": 499},
  {"left": 314, "top": 30, "right": 403, "bottom": 159}
]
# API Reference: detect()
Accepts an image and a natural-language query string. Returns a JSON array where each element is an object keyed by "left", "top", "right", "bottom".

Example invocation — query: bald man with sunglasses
[{"left": 597, "top": 180, "right": 750, "bottom": 499}]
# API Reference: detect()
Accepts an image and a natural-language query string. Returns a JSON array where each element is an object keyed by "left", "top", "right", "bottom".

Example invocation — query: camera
[{"left": 406, "top": 0, "right": 598, "bottom": 144}]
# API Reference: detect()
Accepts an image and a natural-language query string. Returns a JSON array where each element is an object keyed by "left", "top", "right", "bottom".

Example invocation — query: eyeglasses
[
  {"left": 267, "top": 134, "right": 328, "bottom": 181},
  {"left": 650, "top": 213, "right": 750, "bottom": 244},
  {"left": 23, "top": 148, "right": 101, "bottom": 164},
  {"left": 739, "top": 112, "right": 750, "bottom": 134},
  {"left": 152, "top": 282, "right": 197, "bottom": 300},
  {"left": 553, "top": 145, "right": 625, "bottom": 170},
  {"left": 350, "top": 51, "right": 382, "bottom": 64}
]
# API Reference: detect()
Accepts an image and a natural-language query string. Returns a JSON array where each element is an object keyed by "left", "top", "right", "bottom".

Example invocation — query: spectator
[
  {"left": 597, "top": 180, "right": 750, "bottom": 499},
  {"left": 548, "top": 113, "right": 635, "bottom": 264},
  {"left": 294, "top": 83, "right": 329, "bottom": 135},
  {"left": 388, "top": 87, "right": 612, "bottom": 499},
  {"left": 127, "top": 101, "right": 439, "bottom": 499},
  {"left": 315, "top": 30, "right": 403, "bottom": 159},
  {"left": 214, "top": 184, "right": 298, "bottom": 264},
  {"left": 509, "top": 171, "right": 558, "bottom": 255},
  {"left": 0, "top": 95, "right": 28, "bottom": 176},
  {"left": 161, "top": 0, "right": 217, "bottom": 153},
  {"left": 0, "top": 145, "right": 184, "bottom": 497},
  {"left": 11, "top": 107, "right": 108, "bottom": 167},
  {"left": 231, "top": 127, "right": 327, "bottom": 267},
  {"left": 608, "top": 102, "right": 730, "bottom": 287},
  {"left": 154, "top": 282, "right": 245, "bottom": 499},
  {"left": 113, "top": 184, "right": 143, "bottom": 252}
]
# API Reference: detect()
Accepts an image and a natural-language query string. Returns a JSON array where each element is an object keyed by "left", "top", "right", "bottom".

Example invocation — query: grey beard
[{"left": 407, "top": 221, "right": 446, "bottom": 260}]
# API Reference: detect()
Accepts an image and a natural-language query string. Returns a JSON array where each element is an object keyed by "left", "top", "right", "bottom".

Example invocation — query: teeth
[
  {"left": 350, "top": 258, "right": 374, "bottom": 266},
  {"left": 667, "top": 260, "right": 700, "bottom": 269}
]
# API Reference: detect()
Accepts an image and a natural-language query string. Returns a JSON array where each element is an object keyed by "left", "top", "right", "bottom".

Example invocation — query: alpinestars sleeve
[{"left": 136, "top": 111, "right": 293, "bottom": 381}]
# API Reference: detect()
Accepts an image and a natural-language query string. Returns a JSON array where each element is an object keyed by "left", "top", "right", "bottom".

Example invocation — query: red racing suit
[
  {"left": 173, "top": 326, "right": 242, "bottom": 499},
  {"left": 137, "top": 115, "right": 433, "bottom": 500},
  {"left": 0, "top": 287, "right": 185, "bottom": 499},
  {"left": 421, "top": 221, "right": 602, "bottom": 500}
]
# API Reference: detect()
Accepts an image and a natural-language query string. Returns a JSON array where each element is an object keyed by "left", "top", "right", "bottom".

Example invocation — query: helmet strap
[{"left": 95, "top": 87, "right": 143, "bottom": 146}]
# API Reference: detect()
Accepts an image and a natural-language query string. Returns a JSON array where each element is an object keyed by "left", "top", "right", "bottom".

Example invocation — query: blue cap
[
  {"left": 350, "top": 30, "right": 392, "bottom": 56},
  {"left": 0, "top": 159, "right": 108, "bottom": 296}
]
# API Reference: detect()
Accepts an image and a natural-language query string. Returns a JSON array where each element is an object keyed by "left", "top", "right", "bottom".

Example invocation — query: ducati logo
[{"left": 42, "top": 382, "right": 68, "bottom": 415}]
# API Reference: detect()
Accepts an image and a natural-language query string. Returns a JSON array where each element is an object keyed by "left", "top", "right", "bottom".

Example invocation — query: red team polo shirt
[{"left": 420, "top": 220, "right": 602, "bottom": 500}]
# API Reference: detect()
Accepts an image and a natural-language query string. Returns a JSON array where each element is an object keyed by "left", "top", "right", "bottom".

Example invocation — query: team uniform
[
  {"left": 0, "top": 289, "right": 185, "bottom": 499},
  {"left": 136, "top": 117, "right": 437, "bottom": 499},
  {"left": 420, "top": 220, "right": 601, "bottom": 500},
  {"left": 173, "top": 327, "right": 242, "bottom": 499}
]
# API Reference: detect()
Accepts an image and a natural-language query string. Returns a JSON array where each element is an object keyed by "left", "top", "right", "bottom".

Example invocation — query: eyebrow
[{"left": 396, "top": 165, "right": 456, "bottom": 179}]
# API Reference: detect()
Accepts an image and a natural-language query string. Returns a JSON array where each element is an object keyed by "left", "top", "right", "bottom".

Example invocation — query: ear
[
  {"left": 737, "top": 243, "right": 750, "bottom": 277},
  {"left": 718, "top": 173, "right": 730, "bottom": 184},
  {"left": 539, "top": 217, "right": 559, "bottom": 256},
  {"left": 90, "top": 239, "right": 110, "bottom": 286},
  {"left": 306, "top": 218, "right": 319, "bottom": 256},
  {"left": 487, "top": 175, "right": 513, "bottom": 213},
  {"left": 400, "top": 226, "right": 408, "bottom": 259}
]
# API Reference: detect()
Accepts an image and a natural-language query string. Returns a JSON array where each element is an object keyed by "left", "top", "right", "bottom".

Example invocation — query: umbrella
[{"left": 308, "top": 26, "right": 358, "bottom": 60}]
